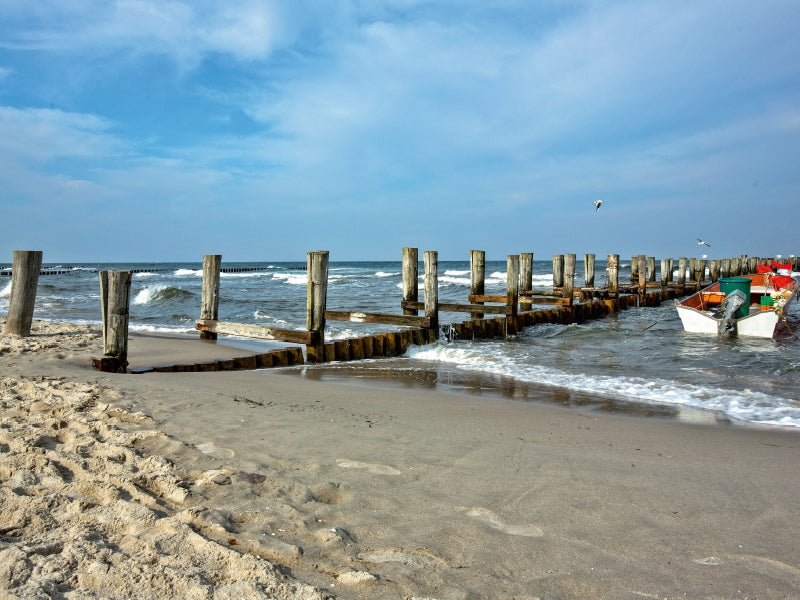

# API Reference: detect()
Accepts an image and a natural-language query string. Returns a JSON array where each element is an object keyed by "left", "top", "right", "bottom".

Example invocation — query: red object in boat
[
  {"left": 772, "top": 275, "right": 794, "bottom": 290},
  {"left": 757, "top": 264, "right": 772, "bottom": 273},
  {"left": 771, "top": 260, "right": 792, "bottom": 271}
]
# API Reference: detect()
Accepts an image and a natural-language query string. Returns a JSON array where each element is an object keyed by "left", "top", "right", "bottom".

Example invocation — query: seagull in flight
[
  {"left": 593, "top": 200, "right": 602, "bottom": 212},
  {"left": 697, "top": 238, "right": 711, "bottom": 247}
]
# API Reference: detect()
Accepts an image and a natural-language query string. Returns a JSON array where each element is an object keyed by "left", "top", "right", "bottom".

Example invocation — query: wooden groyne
[
  {"left": 126, "top": 249, "right": 794, "bottom": 374},
  {"left": 3, "top": 248, "right": 792, "bottom": 372}
]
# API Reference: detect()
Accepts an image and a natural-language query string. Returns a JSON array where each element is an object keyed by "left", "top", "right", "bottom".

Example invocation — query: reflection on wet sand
[{"left": 283, "top": 358, "right": 727, "bottom": 426}]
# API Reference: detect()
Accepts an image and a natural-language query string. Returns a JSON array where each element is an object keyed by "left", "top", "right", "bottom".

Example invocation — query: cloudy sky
[{"left": 1, "top": 1, "right": 799, "bottom": 262}]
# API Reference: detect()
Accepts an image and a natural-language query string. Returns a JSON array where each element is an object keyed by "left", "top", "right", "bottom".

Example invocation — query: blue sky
[{"left": 1, "top": 1, "right": 799, "bottom": 262}]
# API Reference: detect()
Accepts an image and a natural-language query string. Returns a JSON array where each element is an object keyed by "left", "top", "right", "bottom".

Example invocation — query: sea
[{"left": 2, "top": 259, "right": 800, "bottom": 430}]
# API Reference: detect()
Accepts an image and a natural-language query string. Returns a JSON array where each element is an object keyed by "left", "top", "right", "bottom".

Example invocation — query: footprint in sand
[
  {"left": 195, "top": 442, "right": 235, "bottom": 460},
  {"left": 464, "top": 507, "right": 544, "bottom": 537},
  {"left": 336, "top": 459, "right": 400, "bottom": 475},
  {"left": 358, "top": 547, "right": 446, "bottom": 569}
]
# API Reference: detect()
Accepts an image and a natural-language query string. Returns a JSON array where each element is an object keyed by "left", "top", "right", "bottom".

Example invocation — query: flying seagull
[
  {"left": 697, "top": 238, "right": 711, "bottom": 247},
  {"left": 593, "top": 200, "right": 602, "bottom": 212}
]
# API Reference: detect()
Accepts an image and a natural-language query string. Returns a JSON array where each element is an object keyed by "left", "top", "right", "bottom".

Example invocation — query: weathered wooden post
[
  {"left": 740, "top": 254, "right": 749, "bottom": 275},
  {"left": 306, "top": 250, "right": 329, "bottom": 363},
  {"left": 424, "top": 251, "right": 439, "bottom": 337},
  {"left": 470, "top": 250, "right": 485, "bottom": 319},
  {"left": 720, "top": 258, "right": 731, "bottom": 278},
  {"left": 200, "top": 254, "right": 221, "bottom": 340},
  {"left": 695, "top": 258, "right": 706, "bottom": 283},
  {"left": 3, "top": 250, "right": 43, "bottom": 336},
  {"left": 520, "top": 252, "right": 533, "bottom": 294},
  {"left": 93, "top": 270, "right": 132, "bottom": 373},
  {"left": 506, "top": 254, "right": 520, "bottom": 335},
  {"left": 647, "top": 256, "right": 656, "bottom": 283},
  {"left": 731, "top": 256, "right": 741, "bottom": 276},
  {"left": 660, "top": 259, "right": 669, "bottom": 289},
  {"left": 665, "top": 258, "right": 674, "bottom": 284},
  {"left": 630, "top": 255, "right": 639, "bottom": 283},
  {"left": 637, "top": 255, "right": 646, "bottom": 301},
  {"left": 709, "top": 260, "right": 720, "bottom": 282},
  {"left": 563, "top": 253, "right": 576, "bottom": 306},
  {"left": 606, "top": 254, "right": 619, "bottom": 297},
  {"left": 519, "top": 252, "right": 533, "bottom": 310},
  {"left": 402, "top": 247, "right": 419, "bottom": 316},
  {"left": 584, "top": 254, "right": 595, "bottom": 289},
  {"left": 677, "top": 257, "right": 688, "bottom": 288},
  {"left": 552, "top": 255, "right": 565, "bottom": 289}
]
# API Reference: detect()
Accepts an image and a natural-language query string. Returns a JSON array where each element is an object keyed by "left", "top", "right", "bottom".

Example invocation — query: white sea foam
[
  {"left": 444, "top": 269, "right": 469, "bottom": 276},
  {"left": 273, "top": 272, "right": 308, "bottom": 285},
  {"left": 174, "top": 268, "right": 201, "bottom": 277},
  {"left": 133, "top": 286, "right": 160, "bottom": 305},
  {"left": 0, "top": 281, "right": 11, "bottom": 298},
  {"left": 376, "top": 271, "right": 400, "bottom": 277},
  {"left": 407, "top": 343, "right": 800, "bottom": 428}
]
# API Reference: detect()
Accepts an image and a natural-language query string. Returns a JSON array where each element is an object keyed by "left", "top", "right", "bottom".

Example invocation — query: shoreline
[{"left": 2, "top": 321, "right": 799, "bottom": 599}]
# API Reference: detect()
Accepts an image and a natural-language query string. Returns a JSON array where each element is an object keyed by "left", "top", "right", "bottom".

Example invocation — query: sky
[{"left": 1, "top": 1, "right": 799, "bottom": 263}]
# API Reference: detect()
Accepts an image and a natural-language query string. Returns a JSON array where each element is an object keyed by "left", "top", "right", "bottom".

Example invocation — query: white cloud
[{"left": 0, "top": 107, "right": 120, "bottom": 161}]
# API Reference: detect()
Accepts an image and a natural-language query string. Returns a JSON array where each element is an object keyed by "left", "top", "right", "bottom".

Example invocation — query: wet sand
[{"left": 2, "top": 321, "right": 799, "bottom": 599}]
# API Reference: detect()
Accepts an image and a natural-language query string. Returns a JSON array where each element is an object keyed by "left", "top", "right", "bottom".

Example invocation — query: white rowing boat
[{"left": 676, "top": 263, "right": 798, "bottom": 338}]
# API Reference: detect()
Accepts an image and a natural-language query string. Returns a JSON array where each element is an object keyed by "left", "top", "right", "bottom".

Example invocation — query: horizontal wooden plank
[
  {"left": 325, "top": 310, "right": 430, "bottom": 327},
  {"left": 439, "top": 302, "right": 512, "bottom": 315},
  {"left": 195, "top": 320, "right": 311, "bottom": 345},
  {"left": 468, "top": 294, "right": 509, "bottom": 304},
  {"left": 401, "top": 301, "right": 511, "bottom": 315}
]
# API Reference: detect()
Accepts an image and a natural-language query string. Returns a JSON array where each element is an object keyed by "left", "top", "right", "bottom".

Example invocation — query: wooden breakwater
[
  {"left": 117, "top": 249, "right": 795, "bottom": 374},
  {"left": 3, "top": 248, "right": 794, "bottom": 372}
]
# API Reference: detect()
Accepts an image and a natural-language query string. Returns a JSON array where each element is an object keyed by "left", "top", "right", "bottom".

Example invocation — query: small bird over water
[
  {"left": 593, "top": 200, "right": 602, "bottom": 212},
  {"left": 697, "top": 238, "right": 711, "bottom": 247}
]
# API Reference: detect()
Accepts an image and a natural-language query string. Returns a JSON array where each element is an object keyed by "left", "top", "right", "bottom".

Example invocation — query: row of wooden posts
[{"left": 3, "top": 249, "right": 795, "bottom": 374}]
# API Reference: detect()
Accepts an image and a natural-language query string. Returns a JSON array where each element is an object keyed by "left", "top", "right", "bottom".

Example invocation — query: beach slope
[{"left": 1, "top": 320, "right": 799, "bottom": 599}]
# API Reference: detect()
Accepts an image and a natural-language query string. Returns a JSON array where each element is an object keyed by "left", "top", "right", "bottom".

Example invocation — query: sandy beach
[{"left": 1, "top": 320, "right": 799, "bottom": 599}]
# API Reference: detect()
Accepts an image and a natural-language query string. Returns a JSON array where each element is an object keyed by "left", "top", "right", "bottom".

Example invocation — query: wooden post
[
  {"left": 563, "top": 253, "right": 575, "bottom": 305},
  {"left": 720, "top": 258, "right": 731, "bottom": 278},
  {"left": 584, "top": 254, "right": 595, "bottom": 288},
  {"left": 731, "top": 256, "right": 741, "bottom": 277},
  {"left": 306, "top": 250, "right": 329, "bottom": 362},
  {"left": 424, "top": 251, "right": 439, "bottom": 336},
  {"left": 200, "top": 254, "right": 221, "bottom": 340},
  {"left": 3, "top": 250, "right": 43, "bottom": 336},
  {"left": 470, "top": 250, "right": 485, "bottom": 319},
  {"left": 689, "top": 258, "right": 698, "bottom": 282},
  {"left": 695, "top": 258, "right": 706, "bottom": 283},
  {"left": 709, "top": 260, "right": 720, "bottom": 282},
  {"left": 637, "top": 255, "right": 646, "bottom": 298},
  {"left": 677, "top": 257, "right": 688, "bottom": 287},
  {"left": 520, "top": 253, "right": 533, "bottom": 294},
  {"left": 647, "top": 257, "right": 656, "bottom": 282},
  {"left": 99, "top": 270, "right": 109, "bottom": 342},
  {"left": 660, "top": 259, "right": 669, "bottom": 288},
  {"left": 93, "top": 270, "right": 132, "bottom": 373},
  {"left": 606, "top": 254, "right": 619, "bottom": 298},
  {"left": 506, "top": 254, "right": 519, "bottom": 335},
  {"left": 402, "top": 247, "right": 419, "bottom": 316},
  {"left": 630, "top": 255, "right": 639, "bottom": 283},
  {"left": 552, "top": 255, "right": 564, "bottom": 289}
]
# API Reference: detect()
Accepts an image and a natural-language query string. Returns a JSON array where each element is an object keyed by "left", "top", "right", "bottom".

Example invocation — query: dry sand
[{"left": 1, "top": 320, "right": 799, "bottom": 599}]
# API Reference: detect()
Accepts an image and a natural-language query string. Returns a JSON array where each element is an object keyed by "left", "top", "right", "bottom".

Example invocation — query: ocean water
[{"left": 2, "top": 259, "right": 799, "bottom": 430}]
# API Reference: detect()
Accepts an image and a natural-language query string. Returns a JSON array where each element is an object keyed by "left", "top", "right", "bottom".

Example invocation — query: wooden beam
[
  {"left": 467, "top": 294, "right": 509, "bottom": 304},
  {"left": 325, "top": 310, "right": 431, "bottom": 327},
  {"left": 402, "top": 300, "right": 512, "bottom": 315},
  {"left": 195, "top": 319, "right": 312, "bottom": 345}
]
